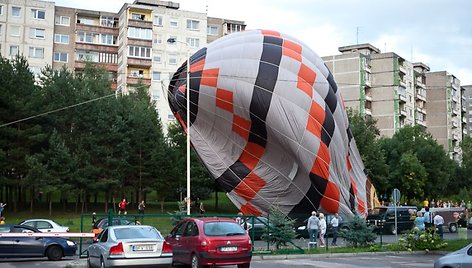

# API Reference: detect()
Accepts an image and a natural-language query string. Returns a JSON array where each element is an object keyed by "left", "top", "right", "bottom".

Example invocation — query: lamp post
[{"left": 167, "top": 38, "right": 191, "bottom": 215}]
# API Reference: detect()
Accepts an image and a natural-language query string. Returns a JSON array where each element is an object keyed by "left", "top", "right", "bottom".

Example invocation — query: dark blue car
[{"left": 0, "top": 224, "right": 77, "bottom": 260}]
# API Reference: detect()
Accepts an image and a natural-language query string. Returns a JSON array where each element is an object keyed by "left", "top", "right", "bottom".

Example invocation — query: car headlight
[{"left": 66, "top": 240, "right": 76, "bottom": 246}]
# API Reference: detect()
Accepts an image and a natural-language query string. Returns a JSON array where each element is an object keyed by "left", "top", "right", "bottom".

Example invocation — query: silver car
[
  {"left": 434, "top": 242, "right": 472, "bottom": 268},
  {"left": 87, "top": 225, "right": 173, "bottom": 268}
]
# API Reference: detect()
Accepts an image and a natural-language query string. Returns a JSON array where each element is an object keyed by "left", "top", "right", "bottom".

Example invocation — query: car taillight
[
  {"left": 162, "top": 241, "right": 172, "bottom": 253},
  {"left": 109, "top": 242, "right": 124, "bottom": 255}
]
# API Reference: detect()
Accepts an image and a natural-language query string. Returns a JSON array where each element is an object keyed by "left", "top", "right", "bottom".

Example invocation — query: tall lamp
[{"left": 167, "top": 37, "right": 191, "bottom": 215}]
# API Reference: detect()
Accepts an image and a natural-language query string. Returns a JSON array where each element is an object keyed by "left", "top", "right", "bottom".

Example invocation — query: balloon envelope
[{"left": 168, "top": 29, "right": 376, "bottom": 219}]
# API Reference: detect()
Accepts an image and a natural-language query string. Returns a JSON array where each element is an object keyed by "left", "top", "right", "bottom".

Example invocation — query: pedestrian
[
  {"left": 307, "top": 211, "right": 320, "bottom": 247},
  {"left": 423, "top": 207, "right": 433, "bottom": 232},
  {"left": 433, "top": 213, "right": 444, "bottom": 239},
  {"left": 199, "top": 200, "right": 205, "bottom": 214},
  {"left": 118, "top": 198, "right": 129, "bottom": 215},
  {"left": 138, "top": 200, "right": 145, "bottom": 215},
  {"left": 330, "top": 213, "right": 340, "bottom": 246},
  {"left": 319, "top": 213, "right": 327, "bottom": 247},
  {"left": 0, "top": 217, "right": 5, "bottom": 224},
  {"left": 0, "top": 202, "right": 6, "bottom": 217},
  {"left": 92, "top": 212, "right": 97, "bottom": 225},
  {"left": 235, "top": 212, "right": 251, "bottom": 232},
  {"left": 414, "top": 211, "right": 425, "bottom": 231}
]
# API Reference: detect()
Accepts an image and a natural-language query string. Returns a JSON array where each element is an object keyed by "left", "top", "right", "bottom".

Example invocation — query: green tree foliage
[
  {"left": 339, "top": 214, "right": 377, "bottom": 247},
  {"left": 261, "top": 207, "right": 296, "bottom": 249},
  {"left": 380, "top": 125, "right": 456, "bottom": 201},
  {"left": 347, "top": 109, "right": 389, "bottom": 194}
]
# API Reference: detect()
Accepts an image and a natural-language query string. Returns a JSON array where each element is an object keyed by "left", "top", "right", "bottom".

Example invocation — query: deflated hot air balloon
[{"left": 168, "top": 29, "right": 376, "bottom": 219}]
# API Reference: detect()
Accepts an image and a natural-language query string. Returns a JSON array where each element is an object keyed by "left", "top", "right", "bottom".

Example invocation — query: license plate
[
  {"left": 133, "top": 245, "right": 154, "bottom": 251},
  {"left": 220, "top": 246, "right": 238, "bottom": 252}
]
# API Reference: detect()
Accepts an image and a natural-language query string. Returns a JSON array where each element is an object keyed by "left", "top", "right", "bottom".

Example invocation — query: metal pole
[
  {"left": 186, "top": 52, "right": 191, "bottom": 216},
  {"left": 394, "top": 203, "right": 398, "bottom": 239}
]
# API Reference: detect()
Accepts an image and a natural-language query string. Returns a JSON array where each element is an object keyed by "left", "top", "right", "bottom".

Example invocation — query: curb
[{"left": 68, "top": 251, "right": 447, "bottom": 267}]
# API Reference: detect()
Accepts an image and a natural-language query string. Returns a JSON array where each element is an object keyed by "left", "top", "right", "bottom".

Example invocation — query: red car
[{"left": 166, "top": 217, "right": 252, "bottom": 268}]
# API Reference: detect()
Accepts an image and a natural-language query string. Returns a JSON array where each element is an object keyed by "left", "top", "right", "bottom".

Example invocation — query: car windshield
[
  {"left": 204, "top": 222, "right": 246, "bottom": 236},
  {"left": 114, "top": 227, "right": 162, "bottom": 240},
  {"left": 369, "top": 208, "right": 388, "bottom": 216}
]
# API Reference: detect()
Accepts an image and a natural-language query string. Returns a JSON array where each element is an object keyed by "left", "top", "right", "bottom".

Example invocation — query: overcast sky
[{"left": 55, "top": 0, "right": 472, "bottom": 85}]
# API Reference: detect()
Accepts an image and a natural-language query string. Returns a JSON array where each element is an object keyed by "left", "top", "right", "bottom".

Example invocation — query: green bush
[
  {"left": 397, "top": 227, "right": 447, "bottom": 251},
  {"left": 261, "top": 207, "right": 296, "bottom": 249},
  {"left": 339, "top": 214, "right": 377, "bottom": 247}
]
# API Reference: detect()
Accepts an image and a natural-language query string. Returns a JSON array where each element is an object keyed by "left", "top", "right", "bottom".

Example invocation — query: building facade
[
  {"left": 463, "top": 85, "right": 472, "bottom": 137},
  {"left": 0, "top": 0, "right": 246, "bottom": 128}
]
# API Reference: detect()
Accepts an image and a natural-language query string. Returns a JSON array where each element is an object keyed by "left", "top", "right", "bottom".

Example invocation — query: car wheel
[
  {"left": 237, "top": 263, "right": 250, "bottom": 268},
  {"left": 449, "top": 224, "right": 458, "bottom": 233},
  {"left": 46, "top": 245, "right": 63, "bottom": 261},
  {"left": 191, "top": 254, "right": 200, "bottom": 268}
]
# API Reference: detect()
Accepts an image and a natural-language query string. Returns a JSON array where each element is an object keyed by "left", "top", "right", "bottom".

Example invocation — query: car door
[
  {"left": 181, "top": 221, "right": 197, "bottom": 263},
  {"left": 88, "top": 229, "right": 109, "bottom": 267},
  {"left": 168, "top": 222, "right": 186, "bottom": 263},
  {"left": 464, "top": 245, "right": 472, "bottom": 268},
  {"left": 10, "top": 226, "right": 44, "bottom": 257}
]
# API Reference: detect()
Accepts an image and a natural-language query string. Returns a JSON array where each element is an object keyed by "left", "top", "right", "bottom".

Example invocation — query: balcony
[
  {"left": 416, "top": 106, "right": 426, "bottom": 115},
  {"left": 463, "top": 117, "right": 468, "bottom": 123},
  {"left": 365, "top": 94, "right": 373, "bottom": 102},
  {"left": 416, "top": 92, "right": 426, "bottom": 102},
  {"left": 464, "top": 128, "right": 468, "bottom": 135},
  {"left": 452, "top": 133, "right": 459, "bottom": 141},
  {"left": 128, "top": 19, "right": 153, "bottom": 29},
  {"left": 74, "top": 61, "right": 118, "bottom": 72},
  {"left": 399, "top": 80, "right": 407, "bottom": 88},
  {"left": 127, "top": 76, "right": 151, "bottom": 86},
  {"left": 75, "top": 43, "right": 118, "bottom": 53},
  {"left": 399, "top": 93, "right": 407, "bottom": 103},
  {"left": 400, "top": 108, "right": 407, "bottom": 117},
  {"left": 365, "top": 107, "right": 372, "bottom": 116},
  {"left": 127, "top": 57, "right": 152, "bottom": 67},
  {"left": 399, "top": 65, "right": 407, "bottom": 75},
  {"left": 416, "top": 81, "right": 426, "bottom": 89},
  {"left": 76, "top": 23, "right": 119, "bottom": 35},
  {"left": 452, "top": 120, "right": 458, "bottom": 128},
  {"left": 452, "top": 108, "right": 460, "bottom": 116},
  {"left": 416, "top": 119, "right": 427, "bottom": 127},
  {"left": 364, "top": 78, "right": 372, "bottom": 88}
]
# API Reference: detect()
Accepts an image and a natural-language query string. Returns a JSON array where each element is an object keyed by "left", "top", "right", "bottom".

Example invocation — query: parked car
[
  {"left": 434, "top": 242, "right": 472, "bottom": 268},
  {"left": 294, "top": 214, "right": 348, "bottom": 238},
  {"left": 87, "top": 225, "right": 172, "bottom": 268},
  {"left": 166, "top": 217, "right": 252, "bottom": 268},
  {"left": 429, "top": 207, "right": 467, "bottom": 233},
  {"left": 0, "top": 224, "right": 77, "bottom": 261},
  {"left": 19, "top": 219, "right": 69, "bottom": 233},
  {"left": 366, "top": 206, "right": 418, "bottom": 235},
  {"left": 91, "top": 217, "right": 133, "bottom": 241},
  {"left": 246, "top": 216, "right": 272, "bottom": 240}
]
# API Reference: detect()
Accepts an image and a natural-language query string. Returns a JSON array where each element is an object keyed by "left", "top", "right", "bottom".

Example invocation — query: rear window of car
[
  {"left": 114, "top": 227, "right": 162, "bottom": 240},
  {"left": 203, "top": 222, "right": 246, "bottom": 236}
]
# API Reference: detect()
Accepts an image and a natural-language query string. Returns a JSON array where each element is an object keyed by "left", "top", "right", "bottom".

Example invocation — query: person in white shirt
[
  {"left": 330, "top": 213, "right": 340, "bottom": 246},
  {"left": 319, "top": 213, "right": 327, "bottom": 247},
  {"left": 433, "top": 213, "right": 444, "bottom": 239}
]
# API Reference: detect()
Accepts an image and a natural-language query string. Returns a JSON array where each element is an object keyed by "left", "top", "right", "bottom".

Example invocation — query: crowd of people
[{"left": 307, "top": 211, "right": 341, "bottom": 247}]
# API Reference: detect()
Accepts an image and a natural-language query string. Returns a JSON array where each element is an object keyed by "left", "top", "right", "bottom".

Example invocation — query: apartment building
[
  {"left": 0, "top": 0, "right": 55, "bottom": 77},
  {"left": 0, "top": 0, "right": 246, "bottom": 128},
  {"left": 322, "top": 43, "right": 424, "bottom": 137},
  {"left": 425, "top": 71, "right": 464, "bottom": 160},
  {"left": 463, "top": 85, "right": 472, "bottom": 137}
]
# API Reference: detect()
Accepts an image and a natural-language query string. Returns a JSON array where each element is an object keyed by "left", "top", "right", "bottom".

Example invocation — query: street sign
[{"left": 392, "top": 188, "right": 401, "bottom": 203}]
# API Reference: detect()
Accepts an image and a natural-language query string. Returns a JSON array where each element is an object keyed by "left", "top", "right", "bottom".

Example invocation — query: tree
[
  {"left": 347, "top": 109, "right": 389, "bottom": 194},
  {"left": 261, "top": 207, "right": 296, "bottom": 249},
  {"left": 339, "top": 214, "right": 377, "bottom": 247}
]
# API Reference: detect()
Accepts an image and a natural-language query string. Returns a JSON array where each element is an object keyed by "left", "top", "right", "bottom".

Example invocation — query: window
[
  {"left": 30, "top": 28, "right": 45, "bottom": 39},
  {"left": 54, "top": 34, "right": 69, "bottom": 44},
  {"left": 131, "top": 13, "right": 145, "bottom": 21},
  {"left": 9, "top": 45, "right": 19, "bottom": 56},
  {"left": 170, "top": 20, "right": 178, "bottom": 27},
  {"left": 151, "top": 90, "right": 160, "bottom": 100},
  {"left": 130, "top": 69, "right": 144, "bottom": 78},
  {"left": 78, "top": 17, "right": 94, "bottom": 25},
  {"left": 128, "top": 27, "right": 152, "bottom": 40},
  {"left": 153, "top": 36, "right": 162, "bottom": 45},
  {"left": 0, "top": 24, "right": 2, "bottom": 35},
  {"left": 29, "top": 47, "right": 44, "bottom": 58},
  {"left": 10, "top": 25, "right": 20, "bottom": 36},
  {"left": 100, "top": 16, "right": 115, "bottom": 27},
  {"left": 31, "top": 9, "right": 45, "bottom": 19},
  {"left": 186, "top": 38, "right": 200, "bottom": 48},
  {"left": 207, "top": 25, "right": 218, "bottom": 35},
  {"left": 54, "top": 52, "right": 68, "bottom": 62},
  {"left": 77, "top": 31, "right": 97, "bottom": 43},
  {"left": 11, "top": 6, "right": 21, "bottom": 17},
  {"left": 227, "top": 23, "right": 244, "bottom": 33},
  {"left": 153, "top": 15, "right": 163, "bottom": 26},
  {"left": 55, "top": 15, "right": 70, "bottom": 26},
  {"left": 153, "top": 54, "right": 161, "bottom": 63},
  {"left": 186, "top": 19, "right": 200, "bottom": 30},
  {"left": 76, "top": 50, "right": 99, "bottom": 62},
  {"left": 0, "top": 5, "right": 3, "bottom": 15},
  {"left": 168, "top": 113, "right": 175, "bottom": 120},
  {"left": 100, "top": 34, "right": 115, "bottom": 45},
  {"left": 152, "top": 71, "right": 161, "bottom": 81},
  {"left": 128, "top": 46, "right": 151, "bottom": 58},
  {"left": 168, "top": 55, "right": 177, "bottom": 65}
]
